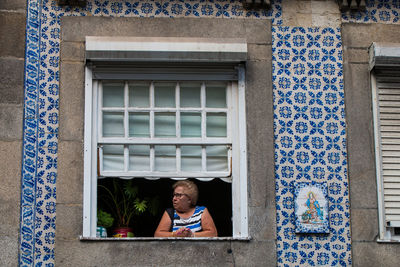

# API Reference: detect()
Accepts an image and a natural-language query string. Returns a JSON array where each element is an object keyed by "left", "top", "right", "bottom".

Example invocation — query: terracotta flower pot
[{"left": 112, "top": 227, "right": 134, "bottom": 237}]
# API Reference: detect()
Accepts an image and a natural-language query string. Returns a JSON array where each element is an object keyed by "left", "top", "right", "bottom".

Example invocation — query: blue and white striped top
[{"left": 172, "top": 206, "right": 205, "bottom": 232}]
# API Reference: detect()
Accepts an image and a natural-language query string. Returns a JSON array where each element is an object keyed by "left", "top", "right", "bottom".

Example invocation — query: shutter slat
[
  {"left": 383, "top": 176, "right": 400, "bottom": 182},
  {"left": 382, "top": 150, "right": 400, "bottom": 156},
  {"left": 384, "top": 183, "right": 400, "bottom": 189},
  {"left": 383, "top": 188, "right": 400, "bottom": 195},
  {"left": 384, "top": 195, "right": 400, "bottom": 201}
]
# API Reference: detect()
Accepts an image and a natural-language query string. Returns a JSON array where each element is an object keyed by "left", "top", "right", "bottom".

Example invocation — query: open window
[
  {"left": 82, "top": 37, "right": 248, "bottom": 238},
  {"left": 370, "top": 42, "right": 400, "bottom": 241}
]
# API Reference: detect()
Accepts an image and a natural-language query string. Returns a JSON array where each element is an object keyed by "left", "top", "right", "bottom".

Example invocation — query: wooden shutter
[{"left": 376, "top": 70, "right": 400, "bottom": 226}]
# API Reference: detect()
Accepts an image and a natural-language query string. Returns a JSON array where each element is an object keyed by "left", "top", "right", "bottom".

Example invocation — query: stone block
[
  {"left": 61, "top": 17, "right": 249, "bottom": 42},
  {"left": 59, "top": 62, "right": 85, "bottom": 141},
  {"left": 0, "top": 11, "right": 26, "bottom": 58},
  {"left": 0, "top": 202, "right": 19, "bottom": 236},
  {"left": 55, "top": 204, "right": 83, "bottom": 240},
  {"left": 349, "top": 170, "right": 378, "bottom": 209},
  {"left": 352, "top": 241, "right": 400, "bottom": 267},
  {"left": 345, "top": 48, "right": 369, "bottom": 63},
  {"left": 282, "top": 0, "right": 311, "bottom": 14},
  {"left": 0, "top": 0, "right": 26, "bottom": 11},
  {"left": 57, "top": 141, "right": 84, "bottom": 204},
  {"left": 248, "top": 205, "right": 276, "bottom": 241},
  {"left": 311, "top": 13, "right": 341, "bottom": 28},
  {"left": 343, "top": 63, "right": 375, "bottom": 176},
  {"left": 311, "top": 0, "right": 341, "bottom": 14},
  {"left": 61, "top": 41, "right": 85, "bottom": 62},
  {"left": 351, "top": 208, "right": 379, "bottom": 242},
  {"left": 342, "top": 24, "right": 400, "bottom": 48},
  {"left": 247, "top": 44, "right": 272, "bottom": 61},
  {"left": 56, "top": 240, "right": 234, "bottom": 266},
  {"left": 243, "top": 19, "right": 271, "bottom": 44},
  {"left": 0, "top": 58, "right": 24, "bottom": 104},
  {"left": 283, "top": 12, "right": 313, "bottom": 27},
  {"left": 232, "top": 240, "right": 276, "bottom": 267},
  {"left": 0, "top": 141, "right": 22, "bottom": 195},
  {"left": 0, "top": 104, "right": 23, "bottom": 140},
  {"left": 0, "top": 234, "right": 19, "bottom": 267}
]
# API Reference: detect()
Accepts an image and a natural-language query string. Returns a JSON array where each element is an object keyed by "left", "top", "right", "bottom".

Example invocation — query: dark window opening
[{"left": 97, "top": 178, "right": 232, "bottom": 237}]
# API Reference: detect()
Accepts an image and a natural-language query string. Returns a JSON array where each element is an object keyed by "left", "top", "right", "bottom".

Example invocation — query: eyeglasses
[{"left": 172, "top": 193, "right": 188, "bottom": 198}]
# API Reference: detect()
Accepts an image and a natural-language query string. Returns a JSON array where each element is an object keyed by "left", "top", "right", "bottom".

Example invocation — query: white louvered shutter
[{"left": 376, "top": 72, "right": 400, "bottom": 227}]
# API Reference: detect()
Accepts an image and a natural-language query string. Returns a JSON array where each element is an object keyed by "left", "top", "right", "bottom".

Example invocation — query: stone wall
[
  {"left": 0, "top": 0, "right": 26, "bottom": 266},
  {"left": 343, "top": 23, "right": 400, "bottom": 267}
]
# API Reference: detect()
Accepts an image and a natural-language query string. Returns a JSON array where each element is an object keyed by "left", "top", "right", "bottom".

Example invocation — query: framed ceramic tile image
[{"left": 294, "top": 182, "right": 329, "bottom": 233}]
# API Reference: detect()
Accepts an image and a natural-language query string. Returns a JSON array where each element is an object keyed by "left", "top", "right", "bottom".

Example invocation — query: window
[
  {"left": 82, "top": 37, "right": 248, "bottom": 238},
  {"left": 370, "top": 42, "right": 400, "bottom": 241}
]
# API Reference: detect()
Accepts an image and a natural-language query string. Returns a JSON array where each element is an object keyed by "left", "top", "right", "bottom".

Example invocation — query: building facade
[{"left": 1, "top": 0, "right": 400, "bottom": 266}]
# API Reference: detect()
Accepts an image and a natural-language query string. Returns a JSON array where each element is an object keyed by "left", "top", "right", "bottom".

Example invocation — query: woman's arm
[
  {"left": 195, "top": 208, "right": 218, "bottom": 237},
  {"left": 154, "top": 211, "right": 173, "bottom": 237}
]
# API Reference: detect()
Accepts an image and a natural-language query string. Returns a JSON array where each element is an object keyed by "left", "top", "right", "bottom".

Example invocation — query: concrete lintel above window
[
  {"left": 369, "top": 42, "right": 400, "bottom": 70},
  {"left": 85, "top": 37, "right": 247, "bottom": 63}
]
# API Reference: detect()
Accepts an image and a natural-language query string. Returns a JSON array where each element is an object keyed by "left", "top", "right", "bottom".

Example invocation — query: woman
[{"left": 154, "top": 180, "right": 218, "bottom": 237}]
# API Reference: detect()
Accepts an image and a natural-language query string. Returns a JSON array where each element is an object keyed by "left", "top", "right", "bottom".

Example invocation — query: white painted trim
[
  {"left": 83, "top": 66, "right": 93, "bottom": 237},
  {"left": 86, "top": 37, "right": 247, "bottom": 53},
  {"left": 371, "top": 71, "right": 388, "bottom": 240},
  {"left": 237, "top": 65, "right": 248, "bottom": 237}
]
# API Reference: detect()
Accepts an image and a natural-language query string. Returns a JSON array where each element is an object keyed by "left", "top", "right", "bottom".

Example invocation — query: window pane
[
  {"left": 155, "top": 113, "right": 176, "bottom": 137},
  {"left": 103, "top": 82, "right": 124, "bottom": 107},
  {"left": 155, "top": 82, "right": 175, "bottom": 107},
  {"left": 181, "top": 145, "right": 202, "bottom": 172},
  {"left": 129, "top": 145, "right": 150, "bottom": 171},
  {"left": 206, "top": 83, "right": 226, "bottom": 108},
  {"left": 206, "top": 113, "right": 227, "bottom": 137},
  {"left": 103, "top": 145, "right": 124, "bottom": 171},
  {"left": 155, "top": 145, "right": 176, "bottom": 171},
  {"left": 129, "top": 82, "right": 149, "bottom": 107},
  {"left": 181, "top": 113, "right": 201, "bottom": 137},
  {"left": 103, "top": 112, "right": 124, "bottom": 137},
  {"left": 129, "top": 112, "right": 150, "bottom": 137},
  {"left": 180, "top": 82, "right": 201, "bottom": 107},
  {"left": 206, "top": 145, "right": 228, "bottom": 171}
]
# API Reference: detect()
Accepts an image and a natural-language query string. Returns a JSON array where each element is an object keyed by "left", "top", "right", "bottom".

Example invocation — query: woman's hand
[{"left": 173, "top": 227, "right": 193, "bottom": 237}]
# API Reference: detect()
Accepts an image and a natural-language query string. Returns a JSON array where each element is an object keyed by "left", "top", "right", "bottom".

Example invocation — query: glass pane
[
  {"left": 206, "top": 113, "right": 227, "bottom": 137},
  {"left": 181, "top": 113, "right": 201, "bottom": 137},
  {"left": 103, "top": 82, "right": 124, "bottom": 107},
  {"left": 129, "top": 145, "right": 150, "bottom": 171},
  {"left": 155, "top": 145, "right": 176, "bottom": 171},
  {"left": 103, "top": 145, "right": 124, "bottom": 171},
  {"left": 206, "top": 83, "right": 226, "bottom": 108},
  {"left": 129, "top": 82, "right": 149, "bottom": 107},
  {"left": 206, "top": 145, "right": 228, "bottom": 171},
  {"left": 155, "top": 113, "right": 176, "bottom": 137},
  {"left": 180, "top": 82, "right": 201, "bottom": 107},
  {"left": 129, "top": 112, "right": 150, "bottom": 137},
  {"left": 103, "top": 112, "right": 124, "bottom": 137},
  {"left": 181, "top": 146, "right": 202, "bottom": 172},
  {"left": 155, "top": 82, "right": 175, "bottom": 107}
]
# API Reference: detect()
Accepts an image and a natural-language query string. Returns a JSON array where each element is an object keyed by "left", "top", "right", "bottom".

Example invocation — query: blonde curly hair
[{"left": 172, "top": 180, "right": 199, "bottom": 207}]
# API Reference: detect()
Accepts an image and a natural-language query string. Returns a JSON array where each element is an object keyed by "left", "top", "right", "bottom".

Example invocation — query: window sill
[
  {"left": 80, "top": 236, "right": 251, "bottom": 242},
  {"left": 377, "top": 238, "right": 400, "bottom": 243}
]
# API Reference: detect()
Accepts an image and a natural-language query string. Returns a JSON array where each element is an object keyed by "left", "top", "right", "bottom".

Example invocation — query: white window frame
[{"left": 82, "top": 37, "right": 248, "bottom": 239}]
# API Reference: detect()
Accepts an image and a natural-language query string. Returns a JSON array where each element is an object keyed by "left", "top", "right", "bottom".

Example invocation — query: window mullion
[
  {"left": 201, "top": 82, "right": 206, "bottom": 172},
  {"left": 150, "top": 82, "right": 155, "bottom": 172},
  {"left": 176, "top": 82, "right": 181, "bottom": 172},
  {"left": 124, "top": 82, "right": 129, "bottom": 172}
]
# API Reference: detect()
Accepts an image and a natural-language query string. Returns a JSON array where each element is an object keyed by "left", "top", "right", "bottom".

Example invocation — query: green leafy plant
[
  {"left": 97, "top": 209, "right": 114, "bottom": 228},
  {"left": 98, "top": 179, "right": 158, "bottom": 228}
]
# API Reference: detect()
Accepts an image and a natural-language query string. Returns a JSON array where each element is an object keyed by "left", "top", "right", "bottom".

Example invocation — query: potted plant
[
  {"left": 96, "top": 209, "right": 114, "bottom": 237},
  {"left": 98, "top": 179, "right": 158, "bottom": 237}
]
